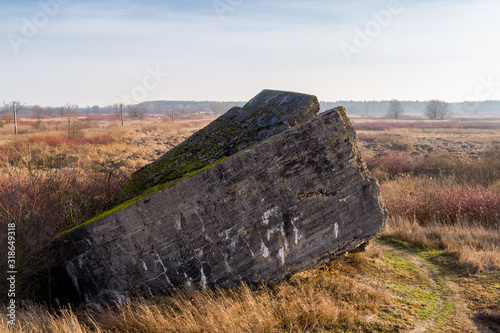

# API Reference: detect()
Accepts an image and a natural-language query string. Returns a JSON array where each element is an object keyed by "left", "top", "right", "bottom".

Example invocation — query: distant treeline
[
  {"left": 137, "top": 101, "right": 246, "bottom": 116},
  {"left": 2, "top": 100, "right": 499, "bottom": 116},
  {"left": 0, "top": 101, "right": 246, "bottom": 117},
  {"left": 321, "top": 100, "right": 500, "bottom": 115}
]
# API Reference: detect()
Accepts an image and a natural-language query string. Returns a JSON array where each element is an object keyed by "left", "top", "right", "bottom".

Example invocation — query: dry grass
[
  {"left": 0, "top": 258, "right": 391, "bottom": 332},
  {"left": 352, "top": 119, "right": 500, "bottom": 131},
  {"left": 0, "top": 305, "right": 95, "bottom": 333},
  {"left": 383, "top": 217, "right": 500, "bottom": 272},
  {"left": 1, "top": 115, "right": 499, "bottom": 331}
]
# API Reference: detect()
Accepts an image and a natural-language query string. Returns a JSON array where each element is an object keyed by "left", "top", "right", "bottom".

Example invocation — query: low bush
[
  {"left": 80, "top": 135, "right": 115, "bottom": 145},
  {"left": 367, "top": 144, "right": 500, "bottom": 186},
  {"left": 382, "top": 177, "right": 500, "bottom": 225},
  {"left": 0, "top": 166, "right": 129, "bottom": 301},
  {"left": 377, "top": 152, "right": 423, "bottom": 175}
]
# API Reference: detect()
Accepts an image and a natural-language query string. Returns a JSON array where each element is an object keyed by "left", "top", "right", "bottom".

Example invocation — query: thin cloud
[{"left": 1, "top": 0, "right": 499, "bottom": 105}]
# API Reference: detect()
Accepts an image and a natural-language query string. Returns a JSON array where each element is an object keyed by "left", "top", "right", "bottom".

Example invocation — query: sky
[{"left": 1, "top": 0, "right": 500, "bottom": 107}]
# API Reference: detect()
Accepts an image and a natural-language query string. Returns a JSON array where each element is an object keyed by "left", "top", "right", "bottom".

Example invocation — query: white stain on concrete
[
  {"left": 200, "top": 267, "right": 207, "bottom": 290},
  {"left": 339, "top": 195, "right": 353, "bottom": 203},
  {"left": 139, "top": 258, "right": 148, "bottom": 271},
  {"left": 334, "top": 223, "right": 339, "bottom": 239},
  {"left": 230, "top": 240, "right": 237, "bottom": 253},
  {"left": 78, "top": 255, "right": 85, "bottom": 268},
  {"left": 262, "top": 206, "right": 279, "bottom": 225},
  {"left": 260, "top": 241, "right": 270, "bottom": 259},
  {"left": 154, "top": 250, "right": 174, "bottom": 287},
  {"left": 278, "top": 247, "right": 285, "bottom": 265},
  {"left": 184, "top": 272, "right": 192, "bottom": 287},
  {"left": 291, "top": 218, "right": 302, "bottom": 245},
  {"left": 266, "top": 227, "right": 280, "bottom": 241},
  {"left": 243, "top": 239, "right": 255, "bottom": 257},
  {"left": 218, "top": 226, "right": 235, "bottom": 240}
]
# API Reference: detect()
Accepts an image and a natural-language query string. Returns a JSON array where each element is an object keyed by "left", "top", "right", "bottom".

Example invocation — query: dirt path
[{"left": 376, "top": 243, "right": 496, "bottom": 333}]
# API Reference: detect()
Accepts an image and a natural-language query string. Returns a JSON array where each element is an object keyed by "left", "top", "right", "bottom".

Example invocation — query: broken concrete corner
[{"left": 114, "top": 89, "right": 320, "bottom": 204}]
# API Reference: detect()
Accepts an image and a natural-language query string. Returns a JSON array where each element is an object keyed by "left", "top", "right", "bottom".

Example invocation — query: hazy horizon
[{"left": 1, "top": 0, "right": 500, "bottom": 107}]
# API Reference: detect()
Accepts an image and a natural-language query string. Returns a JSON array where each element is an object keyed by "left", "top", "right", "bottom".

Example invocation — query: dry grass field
[{"left": 1, "top": 113, "right": 499, "bottom": 332}]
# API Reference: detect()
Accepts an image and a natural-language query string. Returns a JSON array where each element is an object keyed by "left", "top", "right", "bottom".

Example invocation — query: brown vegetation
[{"left": 0, "top": 115, "right": 499, "bottom": 332}]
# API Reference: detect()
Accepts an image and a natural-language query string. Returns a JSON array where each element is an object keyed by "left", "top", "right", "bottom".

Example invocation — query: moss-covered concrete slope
[{"left": 115, "top": 89, "right": 320, "bottom": 204}]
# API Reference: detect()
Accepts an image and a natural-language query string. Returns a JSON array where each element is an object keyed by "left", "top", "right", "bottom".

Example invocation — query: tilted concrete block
[{"left": 54, "top": 91, "right": 386, "bottom": 303}]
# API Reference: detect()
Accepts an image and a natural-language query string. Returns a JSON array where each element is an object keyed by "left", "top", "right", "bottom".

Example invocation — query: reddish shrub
[
  {"left": 356, "top": 133, "right": 369, "bottom": 141},
  {"left": 84, "top": 114, "right": 120, "bottom": 122},
  {"left": 382, "top": 179, "right": 500, "bottom": 225},
  {"left": 381, "top": 181, "right": 436, "bottom": 223},
  {"left": 26, "top": 135, "right": 76, "bottom": 147},
  {"left": 81, "top": 135, "right": 115, "bottom": 145},
  {"left": 0, "top": 146, "right": 18, "bottom": 161},
  {"left": 379, "top": 152, "right": 422, "bottom": 175},
  {"left": 435, "top": 186, "right": 500, "bottom": 222},
  {"left": 367, "top": 152, "right": 423, "bottom": 177}
]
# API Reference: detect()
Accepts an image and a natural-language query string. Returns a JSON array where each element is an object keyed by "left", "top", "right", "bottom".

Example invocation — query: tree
[
  {"left": 387, "top": 99, "right": 404, "bottom": 119},
  {"left": 113, "top": 103, "right": 120, "bottom": 117},
  {"left": 32, "top": 105, "right": 44, "bottom": 130},
  {"left": 425, "top": 100, "right": 451, "bottom": 120},
  {"left": 44, "top": 107, "right": 53, "bottom": 116},
  {"left": 64, "top": 103, "right": 82, "bottom": 139},
  {"left": 210, "top": 102, "right": 230, "bottom": 116},
  {"left": 128, "top": 105, "right": 146, "bottom": 122},
  {"left": 1, "top": 101, "right": 9, "bottom": 114}
]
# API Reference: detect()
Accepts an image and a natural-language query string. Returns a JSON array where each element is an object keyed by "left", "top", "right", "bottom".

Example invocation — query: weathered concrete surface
[
  {"left": 115, "top": 89, "right": 320, "bottom": 204},
  {"left": 55, "top": 106, "right": 386, "bottom": 302}
]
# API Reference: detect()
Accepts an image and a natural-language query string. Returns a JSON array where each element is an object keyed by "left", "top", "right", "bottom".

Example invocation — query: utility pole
[
  {"left": 13, "top": 102, "right": 17, "bottom": 135},
  {"left": 120, "top": 104, "right": 124, "bottom": 126},
  {"left": 12, "top": 102, "right": 25, "bottom": 135},
  {"left": 12, "top": 102, "right": 26, "bottom": 135}
]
